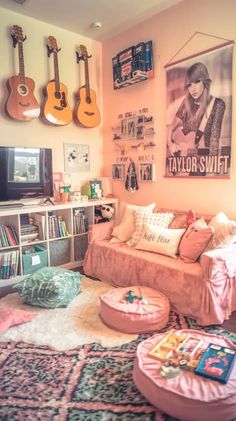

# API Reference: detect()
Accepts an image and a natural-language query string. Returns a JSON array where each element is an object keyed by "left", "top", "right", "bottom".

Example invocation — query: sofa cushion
[
  {"left": 0, "top": 308, "right": 36, "bottom": 334},
  {"left": 135, "top": 223, "right": 185, "bottom": 258},
  {"left": 112, "top": 203, "right": 156, "bottom": 242},
  {"left": 206, "top": 221, "right": 236, "bottom": 251},
  {"left": 169, "top": 209, "right": 196, "bottom": 229},
  {"left": 128, "top": 211, "right": 174, "bottom": 246},
  {"left": 14, "top": 267, "right": 82, "bottom": 308},
  {"left": 179, "top": 219, "right": 214, "bottom": 263}
]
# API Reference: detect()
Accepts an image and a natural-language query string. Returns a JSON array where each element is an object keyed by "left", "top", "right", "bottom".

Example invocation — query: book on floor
[{"left": 194, "top": 343, "right": 236, "bottom": 384}]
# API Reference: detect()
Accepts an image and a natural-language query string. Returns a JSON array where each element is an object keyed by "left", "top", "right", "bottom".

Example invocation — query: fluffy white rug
[{"left": 0, "top": 277, "right": 138, "bottom": 350}]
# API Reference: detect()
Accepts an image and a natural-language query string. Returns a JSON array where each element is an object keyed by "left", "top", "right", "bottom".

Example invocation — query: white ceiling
[{"left": 0, "top": 0, "right": 183, "bottom": 41}]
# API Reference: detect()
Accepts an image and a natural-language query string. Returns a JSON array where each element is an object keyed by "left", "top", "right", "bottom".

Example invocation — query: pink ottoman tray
[
  {"left": 133, "top": 328, "right": 236, "bottom": 421},
  {"left": 100, "top": 286, "right": 170, "bottom": 333}
]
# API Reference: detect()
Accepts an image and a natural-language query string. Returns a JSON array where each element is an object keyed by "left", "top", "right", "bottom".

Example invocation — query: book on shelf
[
  {"left": 194, "top": 343, "right": 236, "bottom": 384},
  {"left": 0, "top": 250, "right": 19, "bottom": 280},
  {"left": 73, "top": 208, "right": 88, "bottom": 234},
  {"left": 0, "top": 224, "right": 19, "bottom": 248},
  {"left": 32, "top": 213, "right": 46, "bottom": 240}
]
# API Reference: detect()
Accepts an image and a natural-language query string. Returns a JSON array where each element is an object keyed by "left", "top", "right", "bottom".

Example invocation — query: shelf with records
[{"left": 0, "top": 198, "right": 118, "bottom": 279}]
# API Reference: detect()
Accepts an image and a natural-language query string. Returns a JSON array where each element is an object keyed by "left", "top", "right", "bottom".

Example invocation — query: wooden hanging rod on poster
[
  {"left": 165, "top": 31, "right": 235, "bottom": 68},
  {"left": 165, "top": 40, "right": 234, "bottom": 68}
]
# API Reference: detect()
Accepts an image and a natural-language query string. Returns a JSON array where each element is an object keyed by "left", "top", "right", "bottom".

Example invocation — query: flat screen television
[{"left": 0, "top": 146, "right": 53, "bottom": 203}]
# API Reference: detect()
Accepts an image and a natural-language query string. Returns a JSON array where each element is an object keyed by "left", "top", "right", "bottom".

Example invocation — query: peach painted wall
[
  {"left": 102, "top": 0, "right": 236, "bottom": 218},
  {"left": 0, "top": 7, "right": 103, "bottom": 192}
]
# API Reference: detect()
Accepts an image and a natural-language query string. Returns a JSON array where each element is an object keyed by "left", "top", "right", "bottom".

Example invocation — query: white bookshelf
[{"left": 0, "top": 198, "right": 118, "bottom": 280}]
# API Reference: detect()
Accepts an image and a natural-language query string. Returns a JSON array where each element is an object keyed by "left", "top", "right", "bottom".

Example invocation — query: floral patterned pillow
[{"left": 14, "top": 267, "right": 82, "bottom": 308}]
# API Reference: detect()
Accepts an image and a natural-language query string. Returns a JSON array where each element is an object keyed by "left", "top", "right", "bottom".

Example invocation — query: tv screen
[{"left": 0, "top": 147, "right": 53, "bottom": 202}]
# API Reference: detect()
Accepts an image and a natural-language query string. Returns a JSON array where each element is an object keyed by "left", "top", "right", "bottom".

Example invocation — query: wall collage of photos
[{"left": 112, "top": 107, "right": 156, "bottom": 185}]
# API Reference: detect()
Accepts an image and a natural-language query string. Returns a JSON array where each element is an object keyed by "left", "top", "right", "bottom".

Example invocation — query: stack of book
[
  {"left": 73, "top": 208, "right": 88, "bottom": 234},
  {"left": 0, "top": 250, "right": 19, "bottom": 279},
  {"left": 48, "top": 213, "right": 69, "bottom": 238},
  {"left": 0, "top": 224, "right": 19, "bottom": 248},
  {"left": 20, "top": 214, "right": 39, "bottom": 244},
  {"left": 32, "top": 213, "right": 46, "bottom": 240}
]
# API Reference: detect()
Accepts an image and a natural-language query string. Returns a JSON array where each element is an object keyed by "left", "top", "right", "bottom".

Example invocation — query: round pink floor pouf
[
  {"left": 100, "top": 286, "right": 170, "bottom": 333},
  {"left": 133, "top": 329, "right": 236, "bottom": 421}
]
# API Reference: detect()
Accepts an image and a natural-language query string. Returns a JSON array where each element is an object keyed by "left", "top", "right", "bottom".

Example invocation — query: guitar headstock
[
  {"left": 11, "top": 25, "right": 26, "bottom": 45},
  {"left": 47, "top": 36, "right": 60, "bottom": 53},
  {"left": 79, "top": 45, "right": 91, "bottom": 61}
]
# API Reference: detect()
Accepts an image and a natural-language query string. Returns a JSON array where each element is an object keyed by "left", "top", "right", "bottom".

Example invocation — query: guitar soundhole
[
  {"left": 17, "top": 84, "right": 28, "bottom": 96},
  {"left": 86, "top": 96, "right": 91, "bottom": 104},
  {"left": 55, "top": 91, "right": 61, "bottom": 99}
]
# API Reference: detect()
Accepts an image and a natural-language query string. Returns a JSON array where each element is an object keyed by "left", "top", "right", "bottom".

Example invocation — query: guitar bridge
[
  {"left": 19, "top": 102, "right": 30, "bottom": 107},
  {"left": 54, "top": 106, "right": 64, "bottom": 111},
  {"left": 85, "top": 111, "right": 95, "bottom": 116}
]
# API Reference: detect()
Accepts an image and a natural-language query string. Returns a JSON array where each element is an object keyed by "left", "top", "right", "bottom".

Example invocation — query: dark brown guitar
[
  {"left": 6, "top": 25, "right": 40, "bottom": 121},
  {"left": 43, "top": 36, "right": 72, "bottom": 126},
  {"left": 74, "top": 45, "right": 101, "bottom": 128}
]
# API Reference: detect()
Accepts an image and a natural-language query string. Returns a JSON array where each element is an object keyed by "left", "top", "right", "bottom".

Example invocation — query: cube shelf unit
[{"left": 0, "top": 198, "right": 118, "bottom": 280}]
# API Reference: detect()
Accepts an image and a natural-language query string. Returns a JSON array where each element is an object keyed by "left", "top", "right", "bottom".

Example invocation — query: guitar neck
[
  {"left": 53, "top": 51, "right": 60, "bottom": 92},
  {"left": 84, "top": 59, "right": 90, "bottom": 99},
  {"left": 18, "top": 41, "right": 26, "bottom": 84}
]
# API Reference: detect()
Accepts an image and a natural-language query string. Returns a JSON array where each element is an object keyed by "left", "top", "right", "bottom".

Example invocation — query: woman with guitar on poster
[{"left": 167, "top": 62, "right": 226, "bottom": 176}]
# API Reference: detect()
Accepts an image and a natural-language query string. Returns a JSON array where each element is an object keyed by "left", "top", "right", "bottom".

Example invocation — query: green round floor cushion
[{"left": 14, "top": 267, "right": 82, "bottom": 308}]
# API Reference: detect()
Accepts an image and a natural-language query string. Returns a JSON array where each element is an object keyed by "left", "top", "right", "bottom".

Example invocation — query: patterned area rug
[{"left": 1, "top": 312, "right": 236, "bottom": 421}]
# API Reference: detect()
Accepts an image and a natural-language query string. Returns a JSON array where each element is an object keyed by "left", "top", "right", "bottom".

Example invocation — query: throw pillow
[
  {"left": 127, "top": 210, "right": 173, "bottom": 246},
  {"left": 112, "top": 203, "right": 156, "bottom": 242},
  {"left": 205, "top": 221, "right": 236, "bottom": 251},
  {"left": 179, "top": 219, "right": 214, "bottom": 263},
  {"left": 135, "top": 224, "right": 185, "bottom": 258},
  {"left": 14, "top": 267, "right": 82, "bottom": 308},
  {"left": 0, "top": 308, "right": 36, "bottom": 334},
  {"left": 169, "top": 210, "right": 196, "bottom": 229},
  {"left": 208, "top": 211, "right": 230, "bottom": 232}
]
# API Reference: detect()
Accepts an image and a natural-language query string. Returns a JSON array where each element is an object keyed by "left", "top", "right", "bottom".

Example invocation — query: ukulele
[
  {"left": 43, "top": 36, "right": 72, "bottom": 126},
  {"left": 74, "top": 45, "right": 101, "bottom": 128},
  {"left": 6, "top": 25, "right": 40, "bottom": 121}
]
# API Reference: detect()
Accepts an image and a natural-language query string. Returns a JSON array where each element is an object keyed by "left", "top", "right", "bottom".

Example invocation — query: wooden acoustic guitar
[
  {"left": 6, "top": 25, "right": 40, "bottom": 121},
  {"left": 43, "top": 36, "right": 72, "bottom": 126},
  {"left": 74, "top": 45, "right": 101, "bottom": 128}
]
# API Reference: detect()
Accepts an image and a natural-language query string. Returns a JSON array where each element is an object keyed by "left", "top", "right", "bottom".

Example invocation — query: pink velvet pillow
[
  {"left": 179, "top": 219, "right": 214, "bottom": 263},
  {"left": 0, "top": 308, "right": 36, "bottom": 334}
]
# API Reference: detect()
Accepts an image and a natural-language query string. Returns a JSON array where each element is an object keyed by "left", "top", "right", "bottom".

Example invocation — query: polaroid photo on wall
[
  {"left": 139, "top": 163, "right": 155, "bottom": 181},
  {"left": 112, "top": 164, "right": 125, "bottom": 180}
]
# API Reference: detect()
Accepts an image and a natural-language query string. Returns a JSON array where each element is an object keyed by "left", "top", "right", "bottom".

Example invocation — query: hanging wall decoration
[
  {"left": 63, "top": 143, "right": 90, "bottom": 172},
  {"left": 112, "top": 41, "right": 153, "bottom": 90},
  {"left": 139, "top": 163, "right": 155, "bottom": 181},
  {"left": 112, "top": 164, "right": 125, "bottom": 180},
  {"left": 165, "top": 38, "right": 233, "bottom": 178},
  {"left": 125, "top": 160, "right": 139, "bottom": 192}
]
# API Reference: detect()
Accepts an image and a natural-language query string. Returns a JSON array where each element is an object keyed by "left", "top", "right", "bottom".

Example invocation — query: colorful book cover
[{"left": 194, "top": 343, "right": 236, "bottom": 384}]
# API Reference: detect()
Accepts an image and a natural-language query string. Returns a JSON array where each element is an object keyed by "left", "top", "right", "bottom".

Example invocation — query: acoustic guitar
[
  {"left": 74, "top": 45, "right": 101, "bottom": 128},
  {"left": 6, "top": 25, "right": 40, "bottom": 122},
  {"left": 43, "top": 36, "right": 72, "bottom": 126}
]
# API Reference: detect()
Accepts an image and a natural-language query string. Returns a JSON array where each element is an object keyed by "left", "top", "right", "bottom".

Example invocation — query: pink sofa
[{"left": 83, "top": 220, "right": 236, "bottom": 326}]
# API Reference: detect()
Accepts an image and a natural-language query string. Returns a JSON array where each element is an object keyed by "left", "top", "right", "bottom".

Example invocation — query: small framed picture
[
  {"left": 139, "top": 163, "right": 155, "bottom": 181},
  {"left": 112, "top": 164, "right": 125, "bottom": 180},
  {"left": 64, "top": 143, "right": 90, "bottom": 172}
]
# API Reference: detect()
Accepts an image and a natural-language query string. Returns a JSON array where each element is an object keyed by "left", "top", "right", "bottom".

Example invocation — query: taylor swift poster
[{"left": 165, "top": 45, "right": 233, "bottom": 177}]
